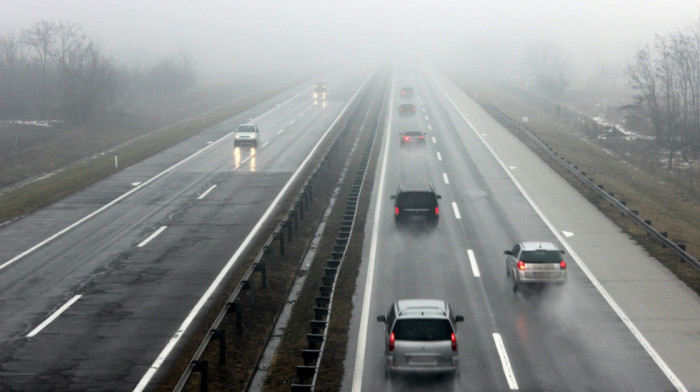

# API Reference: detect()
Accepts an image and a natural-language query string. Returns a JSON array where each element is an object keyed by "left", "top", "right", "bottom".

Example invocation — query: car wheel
[
  {"left": 384, "top": 363, "right": 392, "bottom": 379},
  {"left": 513, "top": 279, "right": 519, "bottom": 292}
]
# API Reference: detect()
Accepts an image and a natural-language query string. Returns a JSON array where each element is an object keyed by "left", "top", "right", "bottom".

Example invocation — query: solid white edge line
[
  {"left": 451, "top": 201, "right": 461, "bottom": 219},
  {"left": 133, "top": 71, "right": 375, "bottom": 392},
  {"left": 27, "top": 294, "right": 82, "bottom": 338},
  {"left": 467, "top": 249, "right": 480, "bottom": 277},
  {"left": 436, "top": 152, "right": 442, "bottom": 161},
  {"left": 351, "top": 71, "right": 395, "bottom": 392},
  {"left": 198, "top": 185, "right": 217, "bottom": 200},
  {"left": 493, "top": 333, "right": 519, "bottom": 390},
  {"left": 137, "top": 225, "right": 168, "bottom": 248},
  {"left": 0, "top": 84, "right": 314, "bottom": 273},
  {"left": 440, "top": 84, "right": 688, "bottom": 392},
  {"left": 443, "top": 172, "right": 449, "bottom": 184}
]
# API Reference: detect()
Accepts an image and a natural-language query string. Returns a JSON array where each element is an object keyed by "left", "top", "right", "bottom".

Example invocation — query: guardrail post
[
  {"left": 243, "top": 280, "right": 255, "bottom": 307},
  {"left": 274, "top": 231, "right": 284, "bottom": 255},
  {"left": 255, "top": 263, "right": 267, "bottom": 289},
  {"left": 294, "top": 205, "right": 300, "bottom": 230},
  {"left": 264, "top": 245, "right": 275, "bottom": 269},
  {"left": 211, "top": 329, "right": 226, "bottom": 365},
  {"left": 227, "top": 301, "right": 242, "bottom": 334},
  {"left": 192, "top": 360, "right": 208, "bottom": 392},
  {"left": 286, "top": 220, "right": 293, "bottom": 241}
]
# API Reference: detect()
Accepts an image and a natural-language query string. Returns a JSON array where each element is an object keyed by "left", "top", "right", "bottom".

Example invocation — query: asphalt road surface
[
  {"left": 0, "top": 69, "right": 370, "bottom": 391},
  {"left": 343, "top": 68, "right": 700, "bottom": 391}
]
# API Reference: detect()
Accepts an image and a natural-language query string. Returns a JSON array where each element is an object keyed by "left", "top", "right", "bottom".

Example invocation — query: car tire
[
  {"left": 384, "top": 364, "right": 392, "bottom": 379},
  {"left": 513, "top": 279, "right": 519, "bottom": 292}
]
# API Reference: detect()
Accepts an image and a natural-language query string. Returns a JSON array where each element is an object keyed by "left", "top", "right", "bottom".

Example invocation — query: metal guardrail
[
  {"left": 487, "top": 104, "right": 700, "bottom": 272},
  {"left": 172, "top": 78, "right": 371, "bottom": 392},
  {"left": 289, "top": 84, "right": 384, "bottom": 392}
]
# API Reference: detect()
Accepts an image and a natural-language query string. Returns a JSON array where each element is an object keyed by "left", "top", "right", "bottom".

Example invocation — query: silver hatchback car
[
  {"left": 376, "top": 299, "right": 464, "bottom": 377},
  {"left": 504, "top": 241, "right": 567, "bottom": 291}
]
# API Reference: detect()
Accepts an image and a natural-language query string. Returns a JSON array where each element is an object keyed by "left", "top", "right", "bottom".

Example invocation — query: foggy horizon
[{"left": 2, "top": 0, "right": 700, "bottom": 81}]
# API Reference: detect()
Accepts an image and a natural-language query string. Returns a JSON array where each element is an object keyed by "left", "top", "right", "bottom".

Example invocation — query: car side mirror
[
  {"left": 377, "top": 315, "right": 386, "bottom": 323},
  {"left": 561, "top": 250, "right": 566, "bottom": 255},
  {"left": 436, "top": 195, "right": 442, "bottom": 199},
  {"left": 504, "top": 250, "right": 512, "bottom": 255},
  {"left": 455, "top": 315, "right": 464, "bottom": 323},
  {"left": 390, "top": 195, "right": 395, "bottom": 199}
]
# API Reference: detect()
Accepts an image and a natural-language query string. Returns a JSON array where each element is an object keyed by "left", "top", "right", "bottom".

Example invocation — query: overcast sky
[{"left": 2, "top": 0, "right": 699, "bottom": 80}]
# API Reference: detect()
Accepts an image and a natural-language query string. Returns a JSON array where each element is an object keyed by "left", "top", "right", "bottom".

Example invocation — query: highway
[
  {"left": 0, "top": 64, "right": 698, "bottom": 392},
  {"left": 0, "top": 70, "right": 370, "bottom": 391},
  {"left": 344, "top": 68, "right": 700, "bottom": 391}
]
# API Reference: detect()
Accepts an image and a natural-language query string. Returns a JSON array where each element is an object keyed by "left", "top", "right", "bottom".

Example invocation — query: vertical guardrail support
[
  {"left": 192, "top": 360, "right": 208, "bottom": 392},
  {"left": 264, "top": 245, "right": 275, "bottom": 269},
  {"left": 255, "top": 263, "right": 267, "bottom": 289},
  {"left": 211, "top": 329, "right": 226, "bottom": 365},
  {"left": 227, "top": 301, "right": 242, "bottom": 334},
  {"left": 243, "top": 280, "right": 255, "bottom": 306}
]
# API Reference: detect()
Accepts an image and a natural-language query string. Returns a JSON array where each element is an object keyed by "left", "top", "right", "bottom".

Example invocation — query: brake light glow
[
  {"left": 418, "top": 136, "right": 424, "bottom": 139},
  {"left": 560, "top": 260, "right": 567, "bottom": 269},
  {"left": 435, "top": 206, "right": 439, "bottom": 215},
  {"left": 390, "top": 332, "right": 395, "bottom": 351},
  {"left": 451, "top": 332, "right": 457, "bottom": 351},
  {"left": 395, "top": 206, "right": 399, "bottom": 215},
  {"left": 403, "top": 136, "right": 410, "bottom": 141},
  {"left": 517, "top": 260, "right": 526, "bottom": 270}
]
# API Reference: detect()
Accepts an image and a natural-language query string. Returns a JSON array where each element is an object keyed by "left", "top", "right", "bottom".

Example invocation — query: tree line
[
  {"left": 627, "top": 21, "right": 700, "bottom": 167},
  {"left": 0, "top": 21, "right": 196, "bottom": 124}
]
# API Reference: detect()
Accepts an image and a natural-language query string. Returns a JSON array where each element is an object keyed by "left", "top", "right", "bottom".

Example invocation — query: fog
[{"left": 2, "top": 0, "right": 698, "bottom": 81}]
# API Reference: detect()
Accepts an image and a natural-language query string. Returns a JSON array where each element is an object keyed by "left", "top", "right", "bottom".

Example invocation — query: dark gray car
[{"left": 377, "top": 299, "right": 464, "bottom": 377}]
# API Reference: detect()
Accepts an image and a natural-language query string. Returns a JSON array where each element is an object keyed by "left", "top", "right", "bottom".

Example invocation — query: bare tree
[
  {"left": 523, "top": 41, "right": 574, "bottom": 98},
  {"left": 21, "top": 21, "right": 55, "bottom": 117}
]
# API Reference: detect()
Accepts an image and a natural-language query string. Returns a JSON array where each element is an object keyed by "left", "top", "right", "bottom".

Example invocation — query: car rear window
[
  {"left": 521, "top": 250, "right": 563, "bottom": 263},
  {"left": 398, "top": 192, "right": 436, "bottom": 208},
  {"left": 392, "top": 318, "right": 453, "bottom": 341},
  {"left": 236, "top": 126, "right": 255, "bottom": 132}
]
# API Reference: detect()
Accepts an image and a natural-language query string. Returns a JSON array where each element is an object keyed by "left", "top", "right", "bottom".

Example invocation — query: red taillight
[
  {"left": 403, "top": 136, "right": 410, "bottom": 141},
  {"left": 451, "top": 332, "right": 457, "bottom": 351},
  {"left": 389, "top": 332, "right": 395, "bottom": 351},
  {"left": 517, "top": 260, "right": 526, "bottom": 270},
  {"left": 411, "top": 108, "right": 416, "bottom": 111},
  {"left": 560, "top": 260, "right": 567, "bottom": 269},
  {"left": 435, "top": 206, "right": 439, "bottom": 215},
  {"left": 395, "top": 206, "right": 399, "bottom": 215},
  {"left": 401, "top": 91, "right": 405, "bottom": 95},
  {"left": 418, "top": 136, "right": 424, "bottom": 139}
]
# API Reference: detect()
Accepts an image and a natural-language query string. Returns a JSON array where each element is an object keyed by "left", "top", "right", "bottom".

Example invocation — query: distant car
[
  {"left": 377, "top": 299, "right": 464, "bottom": 377},
  {"left": 390, "top": 183, "right": 441, "bottom": 225},
  {"left": 234, "top": 123, "right": 260, "bottom": 147},
  {"left": 313, "top": 81, "right": 327, "bottom": 100},
  {"left": 398, "top": 103, "right": 416, "bottom": 116},
  {"left": 400, "top": 87, "right": 414, "bottom": 97},
  {"left": 399, "top": 130, "right": 427, "bottom": 147},
  {"left": 504, "top": 241, "right": 567, "bottom": 291}
]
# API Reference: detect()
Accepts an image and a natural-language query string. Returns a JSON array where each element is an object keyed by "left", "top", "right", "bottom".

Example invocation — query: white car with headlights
[{"left": 234, "top": 123, "right": 259, "bottom": 147}]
